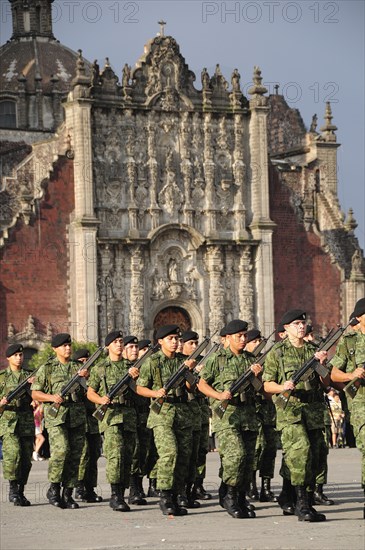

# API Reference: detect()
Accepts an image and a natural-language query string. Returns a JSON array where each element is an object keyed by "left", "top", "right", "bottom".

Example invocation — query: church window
[{"left": 0, "top": 101, "right": 17, "bottom": 128}]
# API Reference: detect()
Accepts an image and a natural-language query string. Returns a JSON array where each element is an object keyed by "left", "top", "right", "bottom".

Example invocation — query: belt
[
  {"left": 110, "top": 399, "right": 134, "bottom": 408},
  {"left": 165, "top": 396, "right": 188, "bottom": 404},
  {"left": 229, "top": 395, "right": 255, "bottom": 407},
  {"left": 290, "top": 392, "right": 321, "bottom": 404}
]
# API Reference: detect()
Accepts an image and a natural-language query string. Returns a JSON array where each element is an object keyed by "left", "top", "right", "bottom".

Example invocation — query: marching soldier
[
  {"left": 87, "top": 330, "right": 139, "bottom": 512},
  {"left": 31, "top": 333, "right": 88, "bottom": 509},
  {"left": 198, "top": 319, "right": 261, "bottom": 519},
  {"left": 244, "top": 329, "right": 278, "bottom": 503},
  {"left": 0, "top": 344, "right": 34, "bottom": 506},
  {"left": 263, "top": 309, "right": 329, "bottom": 522},
  {"left": 330, "top": 297, "right": 365, "bottom": 516},
  {"left": 136, "top": 325, "right": 195, "bottom": 516},
  {"left": 72, "top": 349, "right": 103, "bottom": 503}
]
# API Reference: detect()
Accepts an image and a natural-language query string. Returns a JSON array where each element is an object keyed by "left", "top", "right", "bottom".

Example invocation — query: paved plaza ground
[{"left": 1, "top": 448, "right": 364, "bottom": 550}]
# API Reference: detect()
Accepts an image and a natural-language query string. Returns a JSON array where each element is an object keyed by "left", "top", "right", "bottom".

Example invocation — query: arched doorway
[{"left": 153, "top": 306, "right": 191, "bottom": 338}]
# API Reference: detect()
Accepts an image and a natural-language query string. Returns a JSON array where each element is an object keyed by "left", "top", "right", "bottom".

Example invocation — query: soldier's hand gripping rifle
[
  {"left": 93, "top": 343, "right": 160, "bottom": 422},
  {"left": 344, "top": 363, "right": 365, "bottom": 399},
  {"left": 0, "top": 365, "right": 42, "bottom": 417},
  {"left": 275, "top": 319, "right": 354, "bottom": 410},
  {"left": 214, "top": 345, "right": 274, "bottom": 419},
  {"left": 48, "top": 346, "right": 105, "bottom": 419},
  {"left": 150, "top": 334, "right": 214, "bottom": 414}
]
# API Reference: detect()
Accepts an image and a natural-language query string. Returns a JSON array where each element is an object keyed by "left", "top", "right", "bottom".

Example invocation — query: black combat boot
[
  {"left": 308, "top": 490, "right": 326, "bottom": 521},
  {"left": 193, "top": 478, "right": 212, "bottom": 500},
  {"left": 109, "top": 484, "right": 130, "bottom": 512},
  {"left": 260, "top": 477, "right": 278, "bottom": 502},
  {"left": 223, "top": 486, "right": 244, "bottom": 518},
  {"left": 218, "top": 480, "right": 227, "bottom": 508},
  {"left": 128, "top": 474, "right": 147, "bottom": 505},
  {"left": 147, "top": 478, "right": 159, "bottom": 497},
  {"left": 247, "top": 471, "right": 259, "bottom": 501},
  {"left": 172, "top": 492, "right": 188, "bottom": 515},
  {"left": 179, "top": 484, "right": 200, "bottom": 508},
  {"left": 9, "top": 481, "right": 21, "bottom": 505},
  {"left": 159, "top": 490, "right": 176, "bottom": 515},
  {"left": 137, "top": 476, "right": 146, "bottom": 498},
  {"left": 237, "top": 491, "right": 256, "bottom": 518},
  {"left": 74, "top": 481, "right": 85, "bottom": 500},
  {"left": 294, "top": 486, "right": 325, "bottom": 522},
  {"left": 83, "top": 484, "right": 103, "bottom": 503},
  {"left": 277, "top": 478, "right": 295, "bottom": 515},
  {"left": 18, "top": 483, "right": 31, "bottom": 506},
  {"left": 62, "top": 487, "right": 79, "bottom": 509},
  {"left": 314, "top": 483, "right": 335, "bottom": 506},
  {"left": 47, "top": 482, "right": 64, "bottom": 508}
]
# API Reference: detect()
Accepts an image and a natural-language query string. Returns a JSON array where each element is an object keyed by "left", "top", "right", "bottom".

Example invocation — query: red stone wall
[
  {"left": 0, "top": 157, "right": 74, "bottom": 364},
  {"left": 269, "top": 167, "right": 342, "bottom": 333}
]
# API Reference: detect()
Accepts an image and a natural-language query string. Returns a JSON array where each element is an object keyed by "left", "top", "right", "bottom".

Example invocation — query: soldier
[
  {"left": 330, "top": 298, "right": 365, "bottom": 516},
  {"left": 198, "top": 319, "right": 262, "bottom": 519},
  {"left": 87, "top": 330, "right": 139, "bottom": 512},
  {"left": 122, "top": 335, "right": 149, "bottom": 506},
  {"left": 72, "top": 349, "right": 103, "bottom": 504},
  {"left": 31, "top": 333, "right": 88, "bottom": 509},
  {"left": 263, "top": 310, "right": 329, "bottom": 522},
  {"left": 244, "top": 329, "right": 278, "bottom": 503},
  {"left": 136, "top": 325, "right": 195, "bottom": 516},
  {"left": 0, "top": 344, "right": 34, "bottom": 506}
]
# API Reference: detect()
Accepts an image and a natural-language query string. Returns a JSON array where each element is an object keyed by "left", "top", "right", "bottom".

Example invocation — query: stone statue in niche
[
  {"left": 122, "top": 63, "right": 131, "bottom": 87},
  {"left": 201, "top": 68, "right": 210, "bottom": 90},
  {"left": 231, "top": 69, "right": 241, "bottom": 91},
  {"left": 159, "top": 172, "right": 182, "bottom": 216},
  {"left": 168, "top": 258, "right": 178, "bottom": 282}
]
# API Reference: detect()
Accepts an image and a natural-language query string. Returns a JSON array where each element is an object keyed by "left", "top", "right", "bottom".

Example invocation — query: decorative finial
[
  {"left": 248, "top": 66, "right": 268, "bottom": 96},
  {"left": 345, "top": 208, "right": 357, "bottom": 233},
  {"left": 158, "top": 20, "right": 167, "bottom": 36},
  {"left": 319, "top": 102, "right": 337, "bottom": 141},
  {"left": 274, "top": 84, "right": 279, "bottom": 95}
]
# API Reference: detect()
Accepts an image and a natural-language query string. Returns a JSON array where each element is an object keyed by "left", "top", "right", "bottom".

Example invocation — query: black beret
[
  {"left": 155, "top": 325, "right": 181, "bottom": 340},
  {"left": 225, "top": 319, "right": 248, "bottom": 335},
  {"left": 305, "top": 325, "right": 313, "bottom": 336},
  {"left": 220, "top": 326, "right": 227, "bottom": 337},
  {"left": 182, "top": 331, "right": 199, "bottom": 343},
  {"left": 277, "top": 322, "right": 285, "bottom": 334},
  {"left": 123, "top": 335, "right": 138, "bottom": 346},
  {"left": 353, "top": 298, "right": 365, "bottom": 318},
  {"left": 51, "top": 333, "right": 71, "bottom": 348},
  {"left": 281, "top": 309, "right": 306, "bottom": 326},
  {"left": 138, "top": 339, "right": 151, "bottom": 350},
  {"left": 105, "top": 330, "right": 123, "bottom": 347},
  {"left": 72, "top": 348, "right": 90, "bottom": 362},
  {"left": 245, "top": 329, "right": 261, "bottom": 344},
  {"left": 6, "top": 343, "right": 24, "bottom": 357}
]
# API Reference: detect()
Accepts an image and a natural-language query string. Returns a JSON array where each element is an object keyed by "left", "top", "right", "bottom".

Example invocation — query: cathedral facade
[{"left": 0, "top": 1, "right": 364, "bottom": 360}]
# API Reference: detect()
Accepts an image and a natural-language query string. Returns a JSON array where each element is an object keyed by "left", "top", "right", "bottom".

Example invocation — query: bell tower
[{"left": 9, "top": 0, "right": 55, "bottom": 40}]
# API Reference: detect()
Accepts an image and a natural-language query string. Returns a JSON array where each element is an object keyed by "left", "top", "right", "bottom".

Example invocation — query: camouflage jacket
[{"left": 0, "top": 368, "right": 34, "bottom": 437}]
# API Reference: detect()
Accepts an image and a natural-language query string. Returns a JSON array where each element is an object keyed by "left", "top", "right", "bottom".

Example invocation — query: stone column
[
  {"left": 205, "top": 245, "right": 225, "bottom": 335},
  {"left": 238, "top": 246, "right": 254, "bottom": 326},
  {"left": 129, "top": 245, "right": 145, "bottom": 338}
]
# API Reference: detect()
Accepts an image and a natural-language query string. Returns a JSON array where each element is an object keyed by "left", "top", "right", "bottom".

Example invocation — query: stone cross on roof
[{"left": 158, "top": 20, "right": 167, "bottom": 36}]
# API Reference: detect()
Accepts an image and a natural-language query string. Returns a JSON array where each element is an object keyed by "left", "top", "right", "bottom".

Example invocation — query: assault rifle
[
  {"left": 194, "top": 342, "right": 222, "bottom": 372},
  {"left": 0, "top": 365, "right": 42, "bottom": 417},
  {"left": 344, "top": 363, "right": 365, "bottom": 399},
  {"left": 275, "top": 320, "right": 354, "bottom": 410},
  {"left": 214, "top": 345, "right": 274, "bottom": 419},
  {"left": 48, "top": 346, "right": 105, "bottom": 419},
  {"left": 93, "top": 343, "right": 160, "bottom": 422},
  {"left": 150, "top": 334, "right": 214, "bottom": 414},
  {"left": 251, "top": 329, "right": 276, "bottom": 358}
]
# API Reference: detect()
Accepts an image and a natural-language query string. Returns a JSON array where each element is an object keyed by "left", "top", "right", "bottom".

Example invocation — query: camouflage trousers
[
  {"left": 350, "top": 398, "right": 365, "bottom": 487},
  {"left": 1, "top": 431, "right": 33, "bottom": 484},
  {"left": 315, "top": 427, "right": 330, "bottom": 485},
  {"left": 131, "top": 411, "right": 153, "bottom": 477},
  {"left": 281, "top": 423, "right": 323, "bottom": 488},
  {"left": 253, "top": 423, "right": 278, "bottom": 479},
  {"left": 217, "top": 427, "right": 257, "bottom": 491},
  {"left": 145, "top": 435, "right": 158, "bottom": 480},
  {"left": 78, "top": 432, "right": 102, "bottom": 488},
  {"left": 48, "top": 423, "right": 86, "bottom": 487},
  {"left": 103, "top": 424, "right": 136, "bottom": 487},
  {"left": 153, "top": 423, "right": 193, "bottom": 493},
  {"left": 186, "top": 428, "right": 200, "bottom": 484},
  {"left": 196, "top": 421, "right": 210, "bottom": 479}
]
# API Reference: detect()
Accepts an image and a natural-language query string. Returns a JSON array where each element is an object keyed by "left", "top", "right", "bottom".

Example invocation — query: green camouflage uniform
[
  {"left": 330, "top": 331, "right": 365, "bottom": 486},
  {"left": 78, "top": 397, "right": 102, "bottom": 490},
  {"left": 88, "top": 358, "right": 137, "bottom": 487},
  {"left": 315, "top": 397, "right": 331, "bottom": 485},
  {"left": 0, "top": 368, "right": 34, "bottom": 484},
  {"left": 200, "top": 347, "right": 259, "bottom": 492},
  {"left": 263, "top": 339, "right": 325, "bottom": 489},
  {"left": 196, "top": 396, "right": 210, "bottom": 480},
  {"left": 137, "top": 350, "right": 193, "bottom": 494},
  {"left": 253, "top": 395, "right": 278, "bottom": 479},
  {"left": 31, "top": 358, "right": 86, "bottom": 488},
  {"left": 131, "top": 393, "right": 152, "bottom": 477}
]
